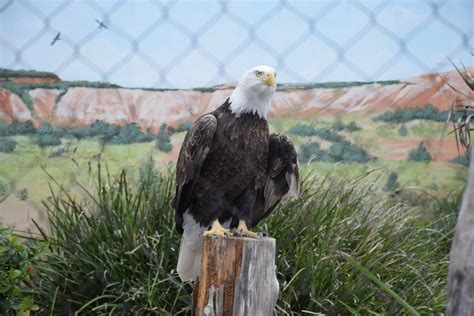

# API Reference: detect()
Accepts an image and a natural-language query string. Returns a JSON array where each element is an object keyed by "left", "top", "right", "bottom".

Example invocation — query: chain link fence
[{"left": 0, "top": 0, "right": 472, "bottom": 88}]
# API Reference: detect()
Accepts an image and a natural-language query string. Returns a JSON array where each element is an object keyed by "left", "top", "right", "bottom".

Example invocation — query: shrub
[
  {"left": 288, "top": 123, "right": 317, "bottom": 136},
  {"left": 0, "top": 229, "right": 44, "bottom": 315},
  {"left": 332, "top": 121, "right": 361, "bottom": 132},
  {"left": 35, "top": 134, "right": 61, "bottom": 147},
  {"left": 108, "top": 123, "right": 146, "bottom": 145},
  {"left": 373, "top": 104, "right": 451, "bottom": 123},
  {"left": 36, "top": 123, "right": 65, "bottom": 137},
  {"left": 298, "top": 142, "right": 331, "bottom": 163},
  {"left": 408, "top": 142, "right": 431, "bottom": 162},
  {"left": 175, "top": 120, "right": 193, "bottom": 133},
  {"left": 346, "top": 121, "right": 361, "bottom": 132},
  {"left": 66, "top": 121, "right": 114, "bottom": 139},
  {"left": 332, "top": 121, "right": 345, "bottom": 131},
  {"left": 145, "top": 128, "right": 155, "bottom": 142},
  {"left": 328, "top": 140, "right": 373, "bottom": 163},
  {"left": 0, "top": 120, "right": 35, "bottom": 136},
  {"left": 450, "top": 156, "right": 469, "bottom": 166},
  {"left": 299, "top": 140, "right": 373, "bottom": 164},
  {"left": 384, "top": 172, "right": 400, "bottom": 192},
  {"left": 398, "top": 124, "right": 408, "bottom": 136},
  {"left": 0, "top": 138, "right": 16, "bottom": 153},
  {"left": 315, "top": 128, "right": 344, "bottom": 142},
  {"left": 156, "top": 123, "right": 172, "bottom": 152}
]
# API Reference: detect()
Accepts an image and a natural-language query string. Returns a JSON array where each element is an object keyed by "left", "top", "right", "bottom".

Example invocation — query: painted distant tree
[
  {"left": 408, "top": 142, "right": 431, "bottom": 162},
  {"left": 0, "top": 138, "right": 16, "bottom": 153},
  {"left": 398, "top": 124, "right": 408, "bottom": 136},
  {"left": 383, "top": 172, "right": 400, "bottom": 192},
  {"left": 156, "top": 124, "right": 172, "bottom": 153}
]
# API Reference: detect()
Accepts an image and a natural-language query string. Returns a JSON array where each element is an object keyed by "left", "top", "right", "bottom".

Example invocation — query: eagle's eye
[{"left": 256, "top": 71, "right": 263, "bottom": 77}]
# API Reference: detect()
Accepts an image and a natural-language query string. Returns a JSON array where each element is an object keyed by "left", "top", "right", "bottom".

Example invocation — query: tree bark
[
  {"left": 193, "top": 236, "right": 279, "bottom": 316},
  {"left": 446, "top": 148, "right": 474, "bottom": 315}
]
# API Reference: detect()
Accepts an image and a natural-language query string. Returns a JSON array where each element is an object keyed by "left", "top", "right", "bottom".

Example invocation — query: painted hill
[
  {"left": 0, "top": 68, "right": 61, "bottom": 84},
  {"left": 0, "top": 68, "right": 472, "bottom": 131}
]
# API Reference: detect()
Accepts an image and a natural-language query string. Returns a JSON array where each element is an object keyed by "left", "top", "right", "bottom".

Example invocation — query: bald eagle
[{"left": 173, "top": 65, "right": 299, "bottom": 282}]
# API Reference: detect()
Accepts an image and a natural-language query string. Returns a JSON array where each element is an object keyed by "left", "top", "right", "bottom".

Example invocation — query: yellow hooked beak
[{"left": 263, "top": 72, "right": 276, "bottom": 87}]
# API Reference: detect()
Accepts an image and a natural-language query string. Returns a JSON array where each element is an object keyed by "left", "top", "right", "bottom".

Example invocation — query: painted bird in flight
[
  {"left": 95, "top": 19, "right": 108, "bottom": 29},
  {"left": 51, "top": 32, "right": 61, "bottom": 46}
]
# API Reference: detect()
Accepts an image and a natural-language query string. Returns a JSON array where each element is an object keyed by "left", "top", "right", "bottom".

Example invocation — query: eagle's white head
[{"left": 229, "top": 65, "right": 276, "bottom": 119}]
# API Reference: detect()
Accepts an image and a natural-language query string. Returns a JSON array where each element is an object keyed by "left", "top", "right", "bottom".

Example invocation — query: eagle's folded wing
[
  {"left": 173, "top": 114, "right": 217, "bottom": 233},
  {"left": 251, "top": 133, "right": 299, "bottom": 227}
]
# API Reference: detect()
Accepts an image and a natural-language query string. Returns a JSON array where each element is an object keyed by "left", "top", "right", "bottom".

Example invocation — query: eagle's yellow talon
[
  {"left": 237, "top": 220, "right": 258, "bottom": 238},
  {"left": 203, "top": 219, "right": 231, "bottom": 237}
]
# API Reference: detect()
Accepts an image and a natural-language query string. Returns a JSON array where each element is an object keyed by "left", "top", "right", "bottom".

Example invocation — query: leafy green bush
[
  {"left": 288, "top": 124, "right": 345, "bottom": 142},
  {"left": 408, "top": 142, "right": 431, "bottom": 162},
  {"left": 332, "top": 121, "right": 361, "bottom": 132},
  {"left": 298, "top": 142, "right": 331, "bottom": 163},
  {"left": 145, "top": 127, "right": 155, "bottom": 142},
  {"left": 315, "top": 128, "right": 344, "bottom": 142},
  {"left": 384, "top": 172, "right": 400, "bottom": 192},
  {"left": 174, "top": 120, "right": 193, "bottom": 133},
  {"left": 398, "top": 124, "right": 408, "bottom": 136},
  {"left": 450, "top": 156, "right": 469, "bottom": 166},
  {"left": 288, "top": 123, "right": 317, "bottom": 136},
  {"left": 36, "top": 123, "right": 65, "bottom": 137},
  {"left": 156, "top": 124, "right": 172, "bottom": 152},
  {"left": 0, "top": 229, "right": 44, "bottom": 315},
  {"left": 328, "top": 140, "right": 373, "bottom": 163},
  {"left": 299, "top": 140, "right": 373, "bottom": 163},
  {"left": 0, "top": 120, "right": 35, "bottom": 136},
  {"left": 108, "top": 123, "right": 146, "bottom": 145},
  {"left": 373, "top": 104, "right": 451, "bottom": 123},
  {"left": 35, "top": 134, "right": 61, "bottom": 147},
  {"left": 0, "top": 138, "right": 16, "bottom": 153},
  {"left": 68, "top": 120, "right": 120, "bottom": 142}
]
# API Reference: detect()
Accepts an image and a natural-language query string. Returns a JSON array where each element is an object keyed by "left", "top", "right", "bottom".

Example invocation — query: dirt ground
[{"left": 0, "top": 195, "right": 46, "bottom": 234}]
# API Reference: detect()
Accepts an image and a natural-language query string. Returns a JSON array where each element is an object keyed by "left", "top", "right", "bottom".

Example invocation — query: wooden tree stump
[
  {"left": 446, "top": 148, "right": 474, "bottom": 315},
  {"left": 192, "top": 235, "right": 279, "bottom": 316}
]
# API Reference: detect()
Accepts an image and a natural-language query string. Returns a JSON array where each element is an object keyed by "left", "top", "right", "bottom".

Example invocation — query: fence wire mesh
[{"left": 0, "top": 0, "right": 473, "bottom": 88}]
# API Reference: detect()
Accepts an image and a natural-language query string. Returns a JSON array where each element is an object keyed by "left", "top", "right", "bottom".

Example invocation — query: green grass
[
  {"left": 32, "top": 163, "right": 190, "bottom": 314},
  {"left": 22, "top": 163, "right": 459, "bottom": 314}
]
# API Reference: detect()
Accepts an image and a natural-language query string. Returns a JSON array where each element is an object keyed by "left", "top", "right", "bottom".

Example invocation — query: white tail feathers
[{"left": 177, "top": 211, "right": 205, "bottom": 282}]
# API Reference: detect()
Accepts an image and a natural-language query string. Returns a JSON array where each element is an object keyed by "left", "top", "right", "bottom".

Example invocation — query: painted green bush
[
  {"left": 0, "top": 138, "right": 16, "bottom": 153},
  {"left": 408, "top": 142, "right": 431, "bottom": 162},
  {"left": 299, "top": 140, "right": 372, "bottom": 163},
  {"left": 156, "top": 123, "right": 172, "bottom": 152},
  {"left": 373, "top": 104, "right": 451, "bottom": 123},
  {"left": 398, "top": 124, "right": 408, "bottom": 136}
]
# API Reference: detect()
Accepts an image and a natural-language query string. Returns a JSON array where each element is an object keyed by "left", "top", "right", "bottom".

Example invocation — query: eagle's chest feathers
[{"left": 222, "top": 112, "right": 269, "bottom": 159}]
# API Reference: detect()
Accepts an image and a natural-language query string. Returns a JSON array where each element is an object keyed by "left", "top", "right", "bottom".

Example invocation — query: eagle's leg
[
  {"left": 203, "top": 219, "right": 232, "bottom": 237},
  {"left": 237, "top": 220, "right": 258, "bottom": 238}
]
